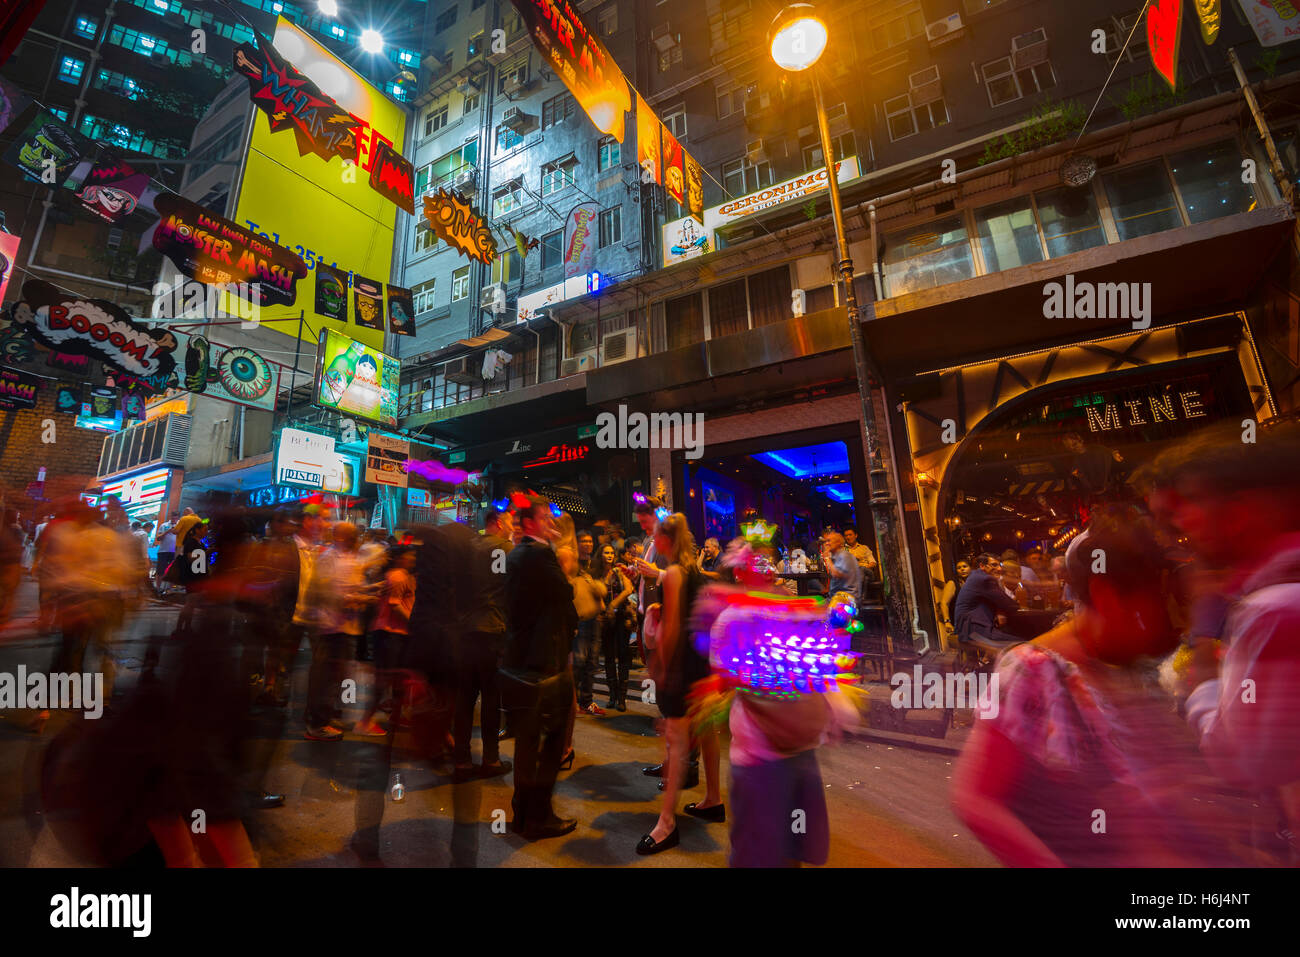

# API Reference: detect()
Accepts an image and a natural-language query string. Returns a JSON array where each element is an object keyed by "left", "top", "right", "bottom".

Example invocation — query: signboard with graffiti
[
  {"left": 0, "top": 365, "right": 38, "bottom": 410},
  {"left": 172, "top": 331, "right": 279, "bottom": 411},
  {"left": 75, "top": 151, "right": 151, "bottom": 224},
  {"left": 422, "top": 188, "right": 497, "bottom": 264},
  {"left": 152, "top": 194, "right": 308, "bottom": 307},
  {"left": 563, "top": 202, "right": 599, "bottom": 279}
]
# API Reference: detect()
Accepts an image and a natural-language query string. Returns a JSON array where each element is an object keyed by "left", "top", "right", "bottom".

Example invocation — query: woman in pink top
[{"left": 356, "top": 547, "right": 416, "bottom": 736}]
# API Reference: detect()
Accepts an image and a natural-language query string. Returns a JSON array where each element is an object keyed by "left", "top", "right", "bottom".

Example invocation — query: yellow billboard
[{"left": 231, "top": 17, "right": 407, "bottom": 351}]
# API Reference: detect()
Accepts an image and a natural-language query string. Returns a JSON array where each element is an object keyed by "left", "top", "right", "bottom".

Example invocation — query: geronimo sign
[
  {"left": 153, "top": 194, "right": 308, "bottom": 307},
  {"left": 8, "top": 280, "right": 178, "bottom": 384},
  {"left": 423, "top": 189, "right": 497, "bottom": 264},
  {"left": 508, "top": 0, "right": 631, "bottom": 143}
]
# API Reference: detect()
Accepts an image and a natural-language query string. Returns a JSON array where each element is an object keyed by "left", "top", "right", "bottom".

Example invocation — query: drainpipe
[
  {"left": 1228, "top": 47, "right": 1295, "bottom": 208},
  {"left": 868, "top": 204, "right": 882, "bottom": 302}
]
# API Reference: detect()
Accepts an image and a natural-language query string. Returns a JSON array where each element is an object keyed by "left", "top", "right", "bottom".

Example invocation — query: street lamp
[
  {"left": 359, "top": 28, "right": 384, "bottom": 54},
  {"left": 770, "top": 3, "right": 917, "bottom": 650},
  {"left": 317, "top": 0, "right": 339, "bottom": 16}
]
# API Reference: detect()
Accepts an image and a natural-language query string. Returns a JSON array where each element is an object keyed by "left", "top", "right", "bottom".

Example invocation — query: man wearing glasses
[{"left": 953, "top": 552, "right": 1021, "bottom": 650}]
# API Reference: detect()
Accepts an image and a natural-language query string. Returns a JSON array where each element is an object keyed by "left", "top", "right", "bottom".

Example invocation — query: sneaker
[
  {"left": 583, "top": 703, "right": 606, "bottom": 716},
  {"left": 353, "top": 720, "right": 387, "bottom": 737},
  {"left": 305, "top": 725, "right": 344, "bottom": 741}
]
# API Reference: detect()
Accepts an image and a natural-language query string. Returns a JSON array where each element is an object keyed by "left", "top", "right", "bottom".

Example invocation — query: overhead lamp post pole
[{"left": 772, "top": 5, "right": 915, "bottom": 648}]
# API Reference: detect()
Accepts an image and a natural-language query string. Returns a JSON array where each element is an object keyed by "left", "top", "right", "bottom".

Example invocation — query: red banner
[
  {"left": 661, "top": 124, "right": 685, "bottom": 206},
  {"left": 1147, "top": 0, "right": 1183, "bottom": 91}
]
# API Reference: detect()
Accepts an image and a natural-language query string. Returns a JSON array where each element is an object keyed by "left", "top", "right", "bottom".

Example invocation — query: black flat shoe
[
  {"left": 684, "top": 802, "right": 725, "bottom": 823},
  {"left": 635, "top": 828, "right": 679, "bottom": 856},
  {"left": 658, "top": 771, "right": 700, "bottom": 791},
  {"left": 641, "top": 764, "right": 664, "bottom": 777}
]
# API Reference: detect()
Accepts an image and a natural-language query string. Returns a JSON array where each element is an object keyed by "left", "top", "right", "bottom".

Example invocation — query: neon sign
[{"left": 522, "top": 443, "right": 590, "bottom": 468}]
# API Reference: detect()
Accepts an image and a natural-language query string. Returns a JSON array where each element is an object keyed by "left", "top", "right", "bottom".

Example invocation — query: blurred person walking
[
  {"left": 501, "top": 495, "right": 578, "bottom": 840},
  {"left": 597, "top": 543, "right": 635, "bottom": 711},
  {"left": 355, "top": 545, "right": 416, "bottom": 737}
]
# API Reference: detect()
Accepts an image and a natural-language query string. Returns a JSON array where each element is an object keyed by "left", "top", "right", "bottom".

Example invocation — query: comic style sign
[
  {"left": 353, "top": 275, "right": 384, "bottom": 331},
  {"left": 386, "top": 284, "right": 415, "bottom": 337},
  {"left": 370, "top": 140, "right": 415, "bottom": 214},
  {"left": 422, "top": 189, "right": 497, "bottom": 265},
  {"left": 8, "top": 279, "right": 178, "bottom": 382},
  {"left": 75, "top": 150, "right": 151, "bottom": 223},
  {"left": 315, "top": 262, "right": 349, "bottom": 322},
  {"left": 152, "top": 194, "right": 308, "bottom": 307},
  {"left": 3, "top": 107, "right": 89, "bottom": 186}
]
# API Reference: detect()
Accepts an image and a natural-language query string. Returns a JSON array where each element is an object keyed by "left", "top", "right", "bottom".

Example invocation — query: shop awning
[
  {"left": 863, "top": 204, "right": 1295, "bottom": 380},
  {"left": 182, "top": 453, "right": 273, "bottom": 492},
  {"left": 423, "top": 326, "right": 521, "bottom": 363}
]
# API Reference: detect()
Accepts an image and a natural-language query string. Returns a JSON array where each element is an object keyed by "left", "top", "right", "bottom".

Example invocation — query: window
[
  {"left": 1096, "top": 10, "right": 1149, "bottom": 64},
  {"left": 58, "top": 57, "right": 85, "bottom": 84},
  {"left": 398, "top": 49, "right": 417, "bottom": 67},
  {"left": 1102, "top": 161, "right": 1183, "bottom": 240},
  {"left": 598, "top": 135, "right": 620, "bottom": 172},
  {"left": 708, "top": 279, "right": 749, "bottom": 337},
  {"left": 662, "top": 104, "right": 687, "bottom": 140},
  {"left": 599, "top": 207, "right": 622, "bottom": 247},
  {"left": 424, "top": 105, "right": 449, "bottom": 137},
  {"left": 982, "top": 57, "right": 1056, "bottom": 107},
  {"left": 541, "top": 230, "right": 563, "bottom": 270},
  {"left": 493, "top": 180, "right": 525, "bottom": 217},
  {"left": 722, "top": 156, "right": 773, "bottom": 196},
  {"left": 658, "top": 44, "right": 682, "bottom": 72},
  {"left": 452, "top": 266, "right": 471, "bottom": 301},
  {"left": 506, "top": 9, "right": 524, "bottom": 34},
  {"left": 74, "top": 17, "right": 98, "bottom": 39},
  {"left": 1169, "top": 141, "right": 1258, "bottom": 225},
  {"left": 473, "top": 0, "right": 486, "bottom": 8},
  {"left": 415, "top": 163, "right": 432, "bottom": 194},
  {"left": 870, "top": 3, "right": 926, "bottom": 53},
  {"left": 492, "top": 248, "right": 520, "bottom": 284},
  {"left": 429, "top": 140, "right": 479, "bottom": 188},
  {"left": 463, "top": 91, "right": 480, "bottom": 115},
  {"left": 414, "top": 223, "right": 437, "bottom": 253},
  {"left": 498, "top": 54, "right": 528, "bottom": 95},
  {"left": 436, "top": 5, "right": 458, "bottom": 32},
  {"left": 802, "top": 131, "right": 855, "bottom": 171},
  {"left": 413, "top": 279, "right": 437, "bottom": 313},
  {"left": 1034, "top": 185, "right": 1107, "bottom": 258},
  {"left": 330, "top": 24, "right": 345, "bottom": 39},
  {"left": 975, "top": 197, "right": 1045, "bottom": 273},
  {"left": 497, "top": 124, "right": 523, "bottom": 152},
  {"left": 665, "top": 292, "right": 704, "bottom": 349},
  {"left": 882, "top": 215, "right": 974, "bottom": 297},
  {"left": 49, "top": 108, "right": 69, "bottom": 121},
  {"left": 716, "top": 75, "right": 754, "bottom": 119},
  {"left": 542, "top": 93, "right": 575, "bottom": 129},
  {"left": 598, "top": 4, "right": 618, "bottom": 35},
  {"left": 884, "top": 93, "right": 948, "bottom": 141},
  {"left": 720, "top": 0, "right": 754, "bottom": 41},
  {"left": 541, "top": 156, "right": 577, "bottom": 196},
  {"left": 109, "top": 25, "right": 169, "bottom": 59}
]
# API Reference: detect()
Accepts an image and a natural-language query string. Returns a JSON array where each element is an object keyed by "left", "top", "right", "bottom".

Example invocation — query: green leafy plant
[
  {"left": 977, "top": 97, "right": 1086, "bottom": 165},
  {"left": 1110, "top": 72, "right": 1186, "bottom": 122}
]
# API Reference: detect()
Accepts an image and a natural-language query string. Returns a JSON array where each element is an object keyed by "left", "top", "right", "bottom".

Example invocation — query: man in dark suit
[
  {"left": 503, "top": 495, "right": 578, "bottom": 840},
  {"left": 954, "top": 552, "right": 1021, "bottom": 648}
]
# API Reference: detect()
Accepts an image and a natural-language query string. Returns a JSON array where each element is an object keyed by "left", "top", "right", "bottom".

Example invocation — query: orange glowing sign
[{"left": 422, "top": 189, "right": 498, "bottom": 265}]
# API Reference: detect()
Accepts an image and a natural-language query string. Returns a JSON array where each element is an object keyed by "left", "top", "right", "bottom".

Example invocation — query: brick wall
[{"left": 0, "top": 385, "right": 102, "bottom": 515}]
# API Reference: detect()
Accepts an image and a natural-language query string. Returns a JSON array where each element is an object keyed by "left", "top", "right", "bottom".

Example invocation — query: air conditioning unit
[
  {"left": 908, "top": 65, "right": 942, "bottom": 105},
  {"left": 444, "top": 356, "right": 477, "bottom": 384},
  {"left": 651, "top": 23, "right": 679, "bottom": 53},
  {"left": 1011, "top": 27, "right": 1049, "bottom": 68},
  {"left": 502, "top": 72, "right": 530, "bottom": 96},
  {"left": 501, "top": 106, "right": 532, "bottom": 133},
  {"left": 451, "top": 167, "right": 476, "bottom": 193},
  {"left": 925, "top": 13, "right": 964, "bottom": 44},
  {"left": 480, "top": 282, "right": 507, "bottom": 315},
  {"left": 601, "top": 328, "right": 637, "bottom": 365},
  {"left": 560, "top": 349, "right": 597, "bottom": 377}
]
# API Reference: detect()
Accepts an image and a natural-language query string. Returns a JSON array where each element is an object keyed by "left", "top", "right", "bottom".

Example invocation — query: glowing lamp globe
[
  {"left": 769, "top": 5, "right": 828, "bottom": 72},
  {"left": 360, "top": 29, "right": 384, "bottom": 54},
  {"left": 318, "top": 0, "right": 338, "bottom": 17}
]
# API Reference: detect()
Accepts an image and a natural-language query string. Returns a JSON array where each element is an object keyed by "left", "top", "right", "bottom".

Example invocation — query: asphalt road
[{"left": 0, "top": 580, "right": 997, "bottom": 868}]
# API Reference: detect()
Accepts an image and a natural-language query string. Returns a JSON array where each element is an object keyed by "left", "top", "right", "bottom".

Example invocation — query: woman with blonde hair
[{"left": 636, "top": 512, "right": 723, "bottom": 855}]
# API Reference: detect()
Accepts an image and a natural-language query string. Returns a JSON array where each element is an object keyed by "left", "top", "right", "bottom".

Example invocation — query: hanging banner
[
  {"left": 563, "top": 202, "right": 599, "bottom": 279},
  {"left": 0, "top": 365, "right": 38, "bottom": 410},
  {"left": 74, "top": 151, "right": 151, "bottom": 223},
  {"left": 1240, "top": 0, "right": 1300, "bottom": 46},
  {"left": 353, "top": 275, "right": 384, "bottom": 331},
  {"left": 120, "top": 388, "right": 146, "bottom": 423},
  {"left": 9, "top": 280, "right": 178, "bottom": 383},
  {"left": 635, "top": 91, "right": 661, "bottom": 186},
  {"left": 661, "top": 124, "right": 685, "bottom": 206},
  {"left": 1194, "top": 0, "right": 1220, "bottom": 44},
  {"left": 365, "top": 432, "right": 410, "bottom": 488},
  {"left": 369, "top": 140, "right": 415, "bottom": 214},
  {"left": 232, "top": 32, "right": 362, "bottom": 164},
  {"left": 183, "top": 334, "right": 211, "bottom": 393},
  {"left": 422, "top": 189, "right": 497, "bottom": 264},
  {"left": 0, "top": 229, "right": 19, "bottom": 305},
  {"left": 386, "top": 284, "right": 416, "bottom": 337},
  {"left": 54, "top": 381, "right": 81, "bottom": 414},
  {"left": 3, "top": 108, "right": 89, "bottom": 187},
  {"left": 314, "top": 262, "right": 349, "bottom": 323},
  {"left": 170, "top": 330, "right": 279, "bottom": 411},
  {"left": 77, "top": 385, "right": 122, "bottom": 433},
  {"left": 507, "top": 0, "right": 631, "bottom": 142},
  {"left": 1146, "top": 0, "right": 1183, "bottom": 90},
  {"left": 685, "top": 152, "right": 704, "bottom": 221},
  {"left": 152, "top": 194, "right": 308, "bottom": 307}
]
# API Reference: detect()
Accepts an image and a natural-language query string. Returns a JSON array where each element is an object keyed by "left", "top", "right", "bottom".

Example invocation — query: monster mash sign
[{"left": 9, "top": 280, "right": 178, "bottom": 384}]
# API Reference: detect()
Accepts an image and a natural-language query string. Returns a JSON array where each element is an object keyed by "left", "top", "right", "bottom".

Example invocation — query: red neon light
[{"left": 521, "top": 443, "right": 590, "bottom": 469}]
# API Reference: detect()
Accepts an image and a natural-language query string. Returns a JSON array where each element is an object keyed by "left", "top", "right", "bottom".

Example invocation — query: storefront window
[
  {"left": 1103, "top": 160, "right": 1183, "bottom": 240},
  {"left": 747, "top": 265, "right": 793, "bottom": 327},
  {"left": 1169, "top": 140, "right": 1258, "bottom": 225},
  {"left": 1034, "top": 185, "right": 1106, "bottom": 258},
  {"left": 882, "top": 215, "right": 974, "bottom": 297},
  {"left": 708, "top": 279, "right": 749, "bottom": 337},
  {"left": 666, "top": 291, "right": 704, "bottom": 349},
  {"left": 975, "top": 197, "right": 1045, "bottom": 273}
]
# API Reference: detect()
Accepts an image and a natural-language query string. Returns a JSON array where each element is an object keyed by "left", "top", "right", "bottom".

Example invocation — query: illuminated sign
[
  {"left": 712, "top": 157, "right": 860, "bottom": 226},
  {"left": 314, "top": 328, "right": 400, "bottom": 427},
  {"left": 407, "top": 487, "right": 431, "bottom": 507},
  {"left": 1084, "top": 390, "right": 1209, "bottom": 432},
  {"left": 522, "top": 443, "right": 590, "bottom": 469},
  {"left": 366, "top": 432, "right": 409, "bottom": 488},
  {"left": 101, "top": 466, "right": 170, "bottom": 507},
  {"left": 275, "top": 427, "right": 359, "bottom": 494},
  {"left": 422, "top": 189, "right": 497, "bottom": 264},
  {"left": 232, "top": 18, "right": 407, "bottom": 352}
]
